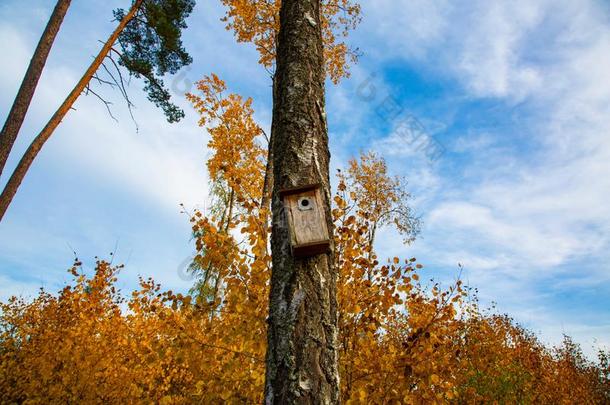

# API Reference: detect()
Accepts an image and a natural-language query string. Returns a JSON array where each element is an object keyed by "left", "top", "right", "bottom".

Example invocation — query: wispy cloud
[{"left": 347, "top": 0, "right": 610, "bottom": 355}]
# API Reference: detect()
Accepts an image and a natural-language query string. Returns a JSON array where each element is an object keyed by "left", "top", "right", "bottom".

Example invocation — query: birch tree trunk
[
  {"left": 264, "top": 0, "right": 339, "bottom": 403},
  {"left": 0, "top": 0, "right": 71, "bottom": 178}
]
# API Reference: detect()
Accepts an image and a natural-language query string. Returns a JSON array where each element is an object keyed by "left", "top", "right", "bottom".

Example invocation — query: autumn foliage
[
  {"left": 2, "top": 76, "right": 609, "bottom": 403},
  {"left": 2, "top": 3, "right": 609, "bottom": 404},
  {"left": 221, "top": 0, "right": 361, "bottom": 82}
]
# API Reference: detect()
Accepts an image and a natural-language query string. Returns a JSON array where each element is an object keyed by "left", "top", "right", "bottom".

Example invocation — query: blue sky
[{"left": 1, "top": 0, "right": 609, "bottom": 358}]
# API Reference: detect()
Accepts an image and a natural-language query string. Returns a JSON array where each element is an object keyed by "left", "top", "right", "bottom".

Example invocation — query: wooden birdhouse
[{"left": 280, "top": 183, "right": 331, "bottom": 257}]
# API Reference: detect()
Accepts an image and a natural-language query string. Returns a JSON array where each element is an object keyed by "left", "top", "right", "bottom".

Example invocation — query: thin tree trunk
[
  {"left": 260, "top": 132, "right": 273, "bottom": 210},
  {"left": 0, "top": 0, "right": 143, "bottom": 221},
  {"left": 211, "top": 188, "right": 235, "bottom": 311},
  {"left": 264, "top": 0, "right": 339, "bottom": 403},
  {"left": 260, "top": 75, "right": 277, "bottom": 212},
  {"left": 0, "top": 0, "right": 72, "bottom": 178}
]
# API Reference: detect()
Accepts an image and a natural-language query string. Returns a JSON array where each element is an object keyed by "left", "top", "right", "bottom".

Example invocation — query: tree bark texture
[
  {"left": 0, "top": 0, "right": 71, "bottom": 178},
  {"left": 0, "top": 0, "right": 143, "bottom": 222},
  {"left": 264, "top": 0, "right": 339, "bottom": 403}
]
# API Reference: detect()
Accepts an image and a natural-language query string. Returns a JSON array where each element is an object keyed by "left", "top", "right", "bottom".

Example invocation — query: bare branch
[
  {"left": 105, "top": 52, "right": 139, "bottom": 131},
  {"left": 91, "top": 73, "right": 116, "bottom": 88},
  {"left": 85, "top": 83, "right": 117, "bottom": 122}
]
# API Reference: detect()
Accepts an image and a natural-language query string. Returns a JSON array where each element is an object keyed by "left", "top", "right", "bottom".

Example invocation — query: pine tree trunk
[
  {"left": 264, "top": 0, "right": 339, "bottom": 403},
  {"left": 0, "top": 0, "right": 72, "bottom": 178},
  {"left": 0, "top": 0, "right": 143, "bottom": 222}
]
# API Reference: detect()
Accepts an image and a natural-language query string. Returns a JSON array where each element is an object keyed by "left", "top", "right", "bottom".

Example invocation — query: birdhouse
[{"left": 280, "top": 183, "right": 331, "bottom": 257}]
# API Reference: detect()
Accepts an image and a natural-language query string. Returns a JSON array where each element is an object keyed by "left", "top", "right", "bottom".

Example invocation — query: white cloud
[
  {"left": 0, "top": 24, "right": 31, "bottom": 95},
  {"left": 363, "top": 0, "right": 453, "bottom": 60},
  {"left": 59, "top": 97, "right": 210, "bottom": 213},
  {"left": 454, "top": 0, "right": 544, "bottom": 99},
  {"left": 353, "top": 0, "right": 610, "bottom": 356},
  {"left": 0, "top": 274, "right": 44, "bottom": 302},
  {"left": 360, "top": 0, "right": 610, "bottom": 270}
]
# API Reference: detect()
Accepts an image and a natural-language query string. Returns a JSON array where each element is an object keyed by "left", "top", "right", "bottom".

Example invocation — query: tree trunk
[
  {"left": 0, "top": 0, "right": 71, "bottom": 178},
  {"left": 0, "top": 0, "right": 143, "bottom": 222},
  {"left": 261, "top": 131, "right": 274, "bottom": 210},
  {"left": 264, "top": 0, "right": 339, "bottom": 403},
  {"left": 261, "top": 73, "right": 278, "bottom": 211}
]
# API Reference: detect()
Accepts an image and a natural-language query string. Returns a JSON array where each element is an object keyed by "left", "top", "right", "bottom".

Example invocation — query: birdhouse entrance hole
[{"left": 298, "top": 197, "right": 313, "bottom": 211}]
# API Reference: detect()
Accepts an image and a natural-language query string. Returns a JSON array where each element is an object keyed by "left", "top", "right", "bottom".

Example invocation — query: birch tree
[{"left": 264, "top": 0, "right": 339, "bottom": 402}]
